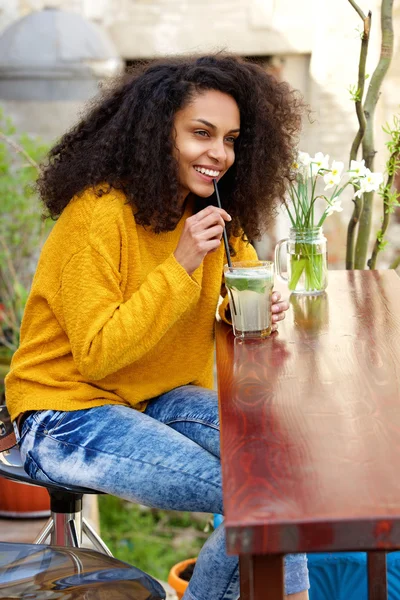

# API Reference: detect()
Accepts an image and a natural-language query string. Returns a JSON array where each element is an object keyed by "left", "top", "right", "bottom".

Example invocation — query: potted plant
[
  {"left": 275, "top": 152, "right": 383, "bottom": 295},
  {"left": 168, "top": 557, "right": 197, "bottom": 600}
]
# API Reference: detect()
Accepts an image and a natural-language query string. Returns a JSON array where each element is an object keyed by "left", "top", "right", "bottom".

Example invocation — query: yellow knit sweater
[{"left": 6, "top": 187, "right": 256, "bottom": 422}]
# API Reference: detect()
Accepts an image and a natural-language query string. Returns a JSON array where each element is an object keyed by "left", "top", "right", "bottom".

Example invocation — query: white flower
[
  {"left": 323, "top": 176, "right": 337, "bottom": 190},
  {"left": 331, "top": 160, "right": 344, "bottom": 178},
  {"left": 353, "top": 168, "right": 384, "bottom": 197},
  {"left": 353, "top": 180, "right": 367, "bottom": 198},
  {"left": 363, "top": 168, "right": 384, "bottom": 192},
  {"left": 323, "top": 160, "right": 344, "bottom": 189},
  {"left": 349, "top": 159, "right": 367, "bottom": 178},
  {"left": 293, "top": 151, "right": 311, "bottom": 180},
  {"left": 325, "top": 200, "right": 343, "bottom": 216},
  {"left": 298, "top": 151, "right": 312, "bottom": 167},
  {"left": 310, "top": 152, "right": 330, "bottom": 177}
]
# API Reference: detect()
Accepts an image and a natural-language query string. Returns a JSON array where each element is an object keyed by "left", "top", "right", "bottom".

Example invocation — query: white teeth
[{"left": 194, "top": 166, "right": 220, "bottom": 177}]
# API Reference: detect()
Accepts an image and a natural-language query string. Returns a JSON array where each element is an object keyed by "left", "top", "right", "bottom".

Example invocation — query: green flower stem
[
  {"left": 288, "top": 256, "right": 307, "bottom": 290},
  {"left": 288, "top": 243, "right": 325, "bottom": 292},
  {"left": 289, "top": 185, "right": 304, "bottom": 223}
]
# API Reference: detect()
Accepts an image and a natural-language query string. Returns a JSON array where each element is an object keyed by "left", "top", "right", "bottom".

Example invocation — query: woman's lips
[{"left": 193, "top": 166, "right": 221, "bottom": 183}]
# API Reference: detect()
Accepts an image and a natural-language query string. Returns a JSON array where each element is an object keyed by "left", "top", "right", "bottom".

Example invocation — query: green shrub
[
  {"left": 0, "top": 108, "right": 50, "bottom": 353},
  {"left": 99, "top": 495, "right": 210, "bottom": 581}
]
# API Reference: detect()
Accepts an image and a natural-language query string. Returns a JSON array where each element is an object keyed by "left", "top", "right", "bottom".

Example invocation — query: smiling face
[{"left": 173, "top": 89, "right": 240, "bottom": 203}]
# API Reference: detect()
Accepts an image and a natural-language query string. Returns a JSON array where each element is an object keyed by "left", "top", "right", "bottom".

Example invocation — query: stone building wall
[
  {"left": 0, "top": 0, "right": 399, "bottom": 267},
  {"left": 306, "top": 0, "right": 400, "bottom": 267},
  {"left": 0, "top": 0, "right": 315, "bottom": 56}
]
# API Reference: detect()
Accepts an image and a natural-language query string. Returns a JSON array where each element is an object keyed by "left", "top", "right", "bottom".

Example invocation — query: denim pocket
[{"left": 31, "top": 410, "right": 68, "bottom": 435}]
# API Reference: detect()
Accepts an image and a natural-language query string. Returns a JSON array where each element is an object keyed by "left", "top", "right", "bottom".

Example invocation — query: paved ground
[
  {"left": 0, "top": 513, "right": 50, "bottom": 543},
  {"left": 0, "top": 515, "right": 178, "bottom": 599}
]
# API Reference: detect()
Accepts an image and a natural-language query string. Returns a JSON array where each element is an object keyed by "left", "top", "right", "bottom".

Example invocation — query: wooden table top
[{"left": 216, "top": 270, "right": 400, "bottom": 556}]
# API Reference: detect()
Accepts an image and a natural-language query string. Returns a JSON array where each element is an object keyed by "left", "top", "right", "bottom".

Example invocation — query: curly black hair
[{"left": 37, "top": 53, "right": 304, "bottom": 239}]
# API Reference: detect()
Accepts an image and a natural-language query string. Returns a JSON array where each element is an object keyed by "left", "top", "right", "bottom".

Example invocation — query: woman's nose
[{"left": 207, "top": 139, "right": 227, "bottom": 163}]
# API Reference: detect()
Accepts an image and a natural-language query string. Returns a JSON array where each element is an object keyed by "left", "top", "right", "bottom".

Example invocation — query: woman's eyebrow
[{"left": 191, "top": 118, "right": 240, "bottom": 133}]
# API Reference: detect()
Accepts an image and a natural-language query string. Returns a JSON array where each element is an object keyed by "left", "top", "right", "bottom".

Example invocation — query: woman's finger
[
  {"left": 193, "top": 205, "right": 231, "bottom": 224},
  {"left": 192, "top": 211, "right": 226, "bottom": 232},
  {"left": 199, "top": 224, "right": 224, "bottom": 241},
  {"left": 271, "top": 291, "right": 281, "bottom": 304},
  {"left": 272, "top": 311, "right": 286, "bottom": 323},
  {"left": 272, "top": 300, "right": 289, "bottom": 314}
]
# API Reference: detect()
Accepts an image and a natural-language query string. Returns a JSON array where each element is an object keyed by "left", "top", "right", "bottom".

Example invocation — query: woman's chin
[{"left": 190, "top": 184, "right": 215, "bottom": 198}]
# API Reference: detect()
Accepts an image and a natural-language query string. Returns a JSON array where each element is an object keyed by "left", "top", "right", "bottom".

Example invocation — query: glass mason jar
[{"left": 275, "top": 226, "right": 328, "bottom": 294}]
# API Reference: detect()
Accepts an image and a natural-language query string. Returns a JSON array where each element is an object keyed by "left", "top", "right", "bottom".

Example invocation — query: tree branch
[
  {"left": 0, "top": 131, "right": 41, "bottom": 173},
  {"left": 349, "top": 11, "right": 371, "bottom": 162},
  {"left": 389, "top": 254, "right": 400, "bottom": 270},
  {"left": 368, "top": 176, "right": 395, "bottom": 269},
  {"left": 354, "top": 0, "right": 394, "bottom": 268},
  {"left": 346, "top": 8, "right": 371, "bottom": 269},
  {"left": 346, "top": 196, "right": 364, "bottom": 269},
  {"left": 348, "top": 0, "right": 367, "bottom": 20}
]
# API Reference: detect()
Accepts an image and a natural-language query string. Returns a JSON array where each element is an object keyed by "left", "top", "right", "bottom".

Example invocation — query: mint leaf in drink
[
  {"left": 225, "top": 276, "right": 249, "bottom": 292},
  {"left": 247, "top": 279, "right": 268, "bottom": 294},
  {"left": 225, "top": 274, "right": 270, "bottom": 294}
]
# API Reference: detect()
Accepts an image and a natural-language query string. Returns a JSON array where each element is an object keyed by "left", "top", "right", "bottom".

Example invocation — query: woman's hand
[
  {"left": 174, "top": 205, "right": 231, "bottom": 275},
  {"left": 271, "top": 291, "right": 289, "bottom": 333}
]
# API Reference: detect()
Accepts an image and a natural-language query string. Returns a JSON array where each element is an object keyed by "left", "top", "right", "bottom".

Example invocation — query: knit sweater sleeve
[
  {"left": 61, "top": 245, "right": 200, "bottom": 380},
  {"left": 218, "top": 236, "right": 258, "bottom": 324}
]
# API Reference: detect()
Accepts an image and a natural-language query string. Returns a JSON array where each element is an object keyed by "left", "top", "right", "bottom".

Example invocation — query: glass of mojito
[{"left": 224, "top": 261, "right": 275, "bottom": 338}]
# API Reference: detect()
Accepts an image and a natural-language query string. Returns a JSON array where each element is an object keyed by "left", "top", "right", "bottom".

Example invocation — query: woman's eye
[
  {"left": 195, "top": 130, "right": 209, "bottom": 137},
  {"left": 225, "top": 136, "right": 237, "bottom": 144}
]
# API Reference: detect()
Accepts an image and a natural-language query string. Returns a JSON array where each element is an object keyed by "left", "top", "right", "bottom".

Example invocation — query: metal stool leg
[
  {"left": 83, "top": 517, "right": 113, "bottom": 556},
  {"left": 23, "top": 488, "right": 111, "bottom": 556},
  {"left": 50, "top": 510, "right": 82, "bottom": 547},
  {"left": 68, "top": 518, "right": 80, "bottom": 548},
  {"left": 34, "top": 518, "right": 54, "bottom": 544}
]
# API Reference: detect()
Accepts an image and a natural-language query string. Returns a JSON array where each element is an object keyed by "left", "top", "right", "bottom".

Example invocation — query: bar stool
[
  {"left": 0, "top": 446, "right": 114, "bottom": 553},
  {"left": 0, "top": 541, "right": 166, "bottom": 599},
  {"left": 0, "top": 404, "right": 111, "bottom": 554}
]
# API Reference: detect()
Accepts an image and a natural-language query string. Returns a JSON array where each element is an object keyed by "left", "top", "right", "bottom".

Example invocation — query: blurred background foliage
[
  {"left": 99, "top": 496, "right": 210, "bottom": 580},
  {"left": 0, "top": 108, "right": 50, "bottom": 359}
]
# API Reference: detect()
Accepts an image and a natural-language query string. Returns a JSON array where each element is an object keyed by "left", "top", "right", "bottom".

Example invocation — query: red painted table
[{"left": 216, "top": 270, "right": 400, "bottom": 600}]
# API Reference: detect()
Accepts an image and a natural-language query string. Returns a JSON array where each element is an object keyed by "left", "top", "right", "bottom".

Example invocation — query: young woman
[{"left": 6, "top": 54, "right": 309, "bottom": 599}]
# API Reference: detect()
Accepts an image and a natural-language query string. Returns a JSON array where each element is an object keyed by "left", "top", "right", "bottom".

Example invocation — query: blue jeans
[{"left": 18, "top": 385, "right": 309, "bottom": 599}]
